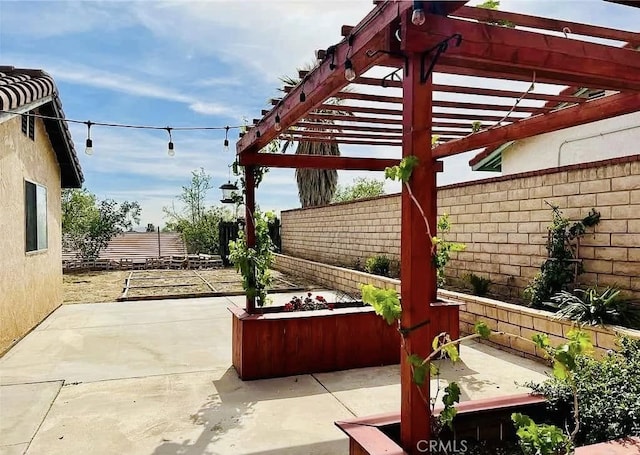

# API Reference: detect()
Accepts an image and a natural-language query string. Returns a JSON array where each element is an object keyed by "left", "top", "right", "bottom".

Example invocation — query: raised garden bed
[
  {"left": 229, "top": 299, "right": 460, "bottom": 380},
  {"left": 335, "top": 393, "right": 640, "bottom": 455}
]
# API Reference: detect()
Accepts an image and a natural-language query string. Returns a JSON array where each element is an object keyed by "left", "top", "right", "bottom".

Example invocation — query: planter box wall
[
  {"left": 274, "top": 254, "right": 640, "bottom": 361},
  {"left": 230, "top": 305, "right": 401, "bottom": 380},
  {"left": 336, "top": 394, "right": 640, "bottom": 455}
]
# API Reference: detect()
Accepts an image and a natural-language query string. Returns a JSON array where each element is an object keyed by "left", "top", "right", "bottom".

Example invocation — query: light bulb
[
  {"left": 168, "top": 141, "right": 175, "bottom": 157},
  {"left": 344, "top": 59, "right": 357, "bottom": 82},
  {"left": 411, "top": 8, "right": 426, "bottom": 26},
  {"left": 223, "top": 139, "right": 229, "bottom": 153},
  {"left": 85, "top": 138, "right": 93, "bottom": 156},
  {"left": 345, "top": 67, "right": 356, "bottom": 82},
  {"left": 275, "top": 114, "right": 282, "bottom": 131}
]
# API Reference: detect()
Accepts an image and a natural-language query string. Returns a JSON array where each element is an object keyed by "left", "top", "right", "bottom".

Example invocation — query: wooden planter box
[
  {"left": 229, "top": 300, "right": 460, "bottom": 381},
  {"left": 336, "top": 393, "right": 640, "bottom": 455},
  {"left": 229, "top": 304, "right": 401, "bottom": 380}
]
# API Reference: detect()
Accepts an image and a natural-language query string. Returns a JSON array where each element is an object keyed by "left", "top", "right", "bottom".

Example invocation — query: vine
[
  {"left": 228, "top": 210, "right": 276, "bottom": 307},
  {"left": 524, "top": 203, "right": 600, "bottom": 308}
]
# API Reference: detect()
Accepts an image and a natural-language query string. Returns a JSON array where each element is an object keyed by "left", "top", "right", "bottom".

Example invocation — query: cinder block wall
[{"left": 281, "top": 156, "right": 640, "bottom": 301}]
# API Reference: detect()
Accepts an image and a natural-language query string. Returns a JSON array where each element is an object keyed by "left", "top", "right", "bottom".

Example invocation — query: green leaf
[
  {"left": 360, "top": 284, "right": 401, "bottom": 324},
  {"left": 408, "top": 354, "right": 428, "bottom": 385},
  {"left": 384, "top": 156, "right": 419, "bottom": 183},
  {"left": 432, "top": 335, "right": 441, "bottom": 351},
  {"left": 442, "top": 382, "right": 461, "bottom": 406},
  {"left": 440, "top": 406, "right": 458, "bottom": 430},
  {"left": 443, "top": 344, "right": 460, "bottom": 363},
  {"left": 430, "top": 363, "right": 440, "bottom": 376},
  {"left": 474, "top": 321, "right": 492, "bottom": 339},
  {"left": 532, "top": 333, "right": 550, "bottom": 349}
]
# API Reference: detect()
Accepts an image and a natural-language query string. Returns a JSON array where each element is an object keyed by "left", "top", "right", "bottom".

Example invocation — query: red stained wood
[
  {"left": 453, "top": 5, "right": 640, "bottom": 45},
  {"left": 336, "top": 91, "right": 552, "bottom": 114},
  {"left": 400, "top": 36, "right": 437, "bottom": 451},
  {"left": 229, "top": 305, "right": 401, "bottom": 380},
  {"left": 280, "top": 137, "right": 403, "bottom": 147},
  {"left": 236, "top": 1, "right": 468, "bottom": 155},
  {"left": 239, "top": 153, "right": 399, "bottom": 171},
  {"left": 404, "top": 15, "right": 640, "bottom": 91},
  {"left": 244, "top": 167, "right": 256, "bottom": 314},
  {"left": 353, "top": 76, "right": 585, "bottom": 103},
  {"left": 433, "top": 92, "right": 640, "bottom": 158},
  {"left": 304, "top": 112, "right": 520, "bottom": 125},
  {"left": 293, "top": 122, "right": 403, "bottom": 134}
]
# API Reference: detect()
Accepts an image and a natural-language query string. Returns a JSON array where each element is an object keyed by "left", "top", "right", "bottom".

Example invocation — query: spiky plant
[{"left": 279, "top": 63, "right": 351, "bottom": 208}]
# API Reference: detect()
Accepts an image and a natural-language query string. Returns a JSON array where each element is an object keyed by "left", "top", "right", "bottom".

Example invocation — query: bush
[
  {"left": 549, "top": 287, "right": 640, "bottom": 329},
  {"left": 464, "top": 274, "right": 492, "bottom": 296},
  {"left": 526, "top": 337, "right": 640, "bottom": 446},
  {"left": 365, "top": 255, "right": 392, "bottom": 277}
]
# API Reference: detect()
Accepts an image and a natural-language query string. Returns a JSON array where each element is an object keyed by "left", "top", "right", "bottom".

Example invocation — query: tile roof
[{"left": 0, "top": 66, "right": 83, "bottom": 188}]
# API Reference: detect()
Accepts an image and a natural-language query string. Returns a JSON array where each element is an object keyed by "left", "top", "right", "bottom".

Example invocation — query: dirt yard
[{"left": 63, "top": 268, "right": 318, "bottom": 303}]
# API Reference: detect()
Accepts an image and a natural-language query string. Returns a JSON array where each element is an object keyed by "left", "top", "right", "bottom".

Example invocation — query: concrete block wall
[
  {"left": 281, "top": 195, "right": 401, "bottom": 269},
  {"left": 281, "top": 156, "right": 640, "bottom": 301},
  {"left": 273, "top": 254, "right": 640, "bottom": 360}
]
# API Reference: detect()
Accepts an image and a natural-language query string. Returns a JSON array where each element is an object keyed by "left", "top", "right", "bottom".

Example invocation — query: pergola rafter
[{"left": 235, "top": 2, "right": 640, "bottom": 453}]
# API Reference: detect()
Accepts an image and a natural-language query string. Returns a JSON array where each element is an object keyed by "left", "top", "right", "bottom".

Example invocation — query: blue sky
[{"left": 1, "top": 0, "right": 637, "bottom": 228}]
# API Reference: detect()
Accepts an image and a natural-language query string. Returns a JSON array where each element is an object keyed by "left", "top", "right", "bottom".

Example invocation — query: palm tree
[{"left": 280, "top": 64, "right": 349, "bottom": 208}]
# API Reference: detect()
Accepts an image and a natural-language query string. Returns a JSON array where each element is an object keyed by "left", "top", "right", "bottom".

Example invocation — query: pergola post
[
  {"left": 400, "top": 51, "right": 437, "bottom": 452},
  {"left": 244, "top": 165, "right": 256, "bottom": 314}
]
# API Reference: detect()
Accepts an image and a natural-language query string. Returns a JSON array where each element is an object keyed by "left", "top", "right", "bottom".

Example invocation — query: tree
[
  {"left": 332, "top": 177, "right": 385, "bottom": 203},
  {"left": 62, "top": 188, "right": 141, "bottom": 260},
  {"left": 163, "top": 169, "right": 230, "bottom": 255},
  {"left": 281, "top": 63, "right": 349, "bottom": 208}
]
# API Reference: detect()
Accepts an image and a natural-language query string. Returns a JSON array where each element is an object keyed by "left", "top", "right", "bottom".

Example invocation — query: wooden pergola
[{"left": 236, "top": 1, "right": 639, "bottom": 452}]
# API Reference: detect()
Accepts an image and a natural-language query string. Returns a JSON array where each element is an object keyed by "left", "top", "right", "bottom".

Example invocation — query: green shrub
[
  {"left": 549, "top": 287, "right": 640, "bottom": 329},
  {"left": 365, "top": 255, "right": 391, "bottom": 277},
  {"left": 464, "top": 273, "right": 492, "bottom": 296},
  {"left": 526, "top": 337, "right": 640, "bottom": 446}
]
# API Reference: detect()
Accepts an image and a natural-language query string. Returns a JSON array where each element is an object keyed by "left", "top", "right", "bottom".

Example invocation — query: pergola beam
[
  {"left": 433, "top": 92, "right": 640, "bottom": 158},
  {"left": 453, "top": 5, "right": 640, "bottom": 45},
  {"left": 353, "top": 76, "right": 587, "bottom": 104},
  {"left": 334, "top": 91, "right": 551, "bottom": 113},
  {"left": 405, "top": 14, "right": 640, "bottom": 91},
  {"left": 304, "top": 112, "right": 521, "bottom": 125},
  {"left": 239, "top": 153, "right": 399, "bottom": 170},
  {"left": 236, "top": 1, "right": 408, "bottom": 155}
]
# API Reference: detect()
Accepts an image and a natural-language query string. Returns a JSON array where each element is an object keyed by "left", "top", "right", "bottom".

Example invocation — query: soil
[{"left": 63, "top": 268, "right": 321, "bottom": 303}]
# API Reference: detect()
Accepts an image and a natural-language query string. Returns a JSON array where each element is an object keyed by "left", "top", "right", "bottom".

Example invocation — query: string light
[
  {"left": 85, "top": 121, "right": 93, "bottom": 155},
  {"left": 412, "top": 0, "right": 426, "bottom": 26},
  {"left": 299, "top": 79, "right": 306, "bottom": 102},
  {"left": 166, "top": 127, "right": 174, "bottom": 157},
  {"left": 223, "top": 126, "right": 230, "bottom": 152},
  {"left": 0, "top": 108, "right": 246, "bottom": 157},
  {"left": 344, "top": 59, "right": 357, "bottom": 82}
]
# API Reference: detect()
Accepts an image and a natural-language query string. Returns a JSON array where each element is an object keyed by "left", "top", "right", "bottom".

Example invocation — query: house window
[
  {"left": 21, "top": 112, "right": 35, "bottom": 140},
  {"left": 25, "top": 180, "right": 47, "bottom": 252}
]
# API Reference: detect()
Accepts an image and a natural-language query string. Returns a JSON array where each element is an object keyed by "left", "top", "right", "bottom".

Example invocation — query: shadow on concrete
[{"left": 151, "top": 368, "right": 254, "bottom": 455}]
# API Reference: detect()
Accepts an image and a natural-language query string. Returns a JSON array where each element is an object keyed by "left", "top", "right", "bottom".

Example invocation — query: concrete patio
[{"left": 0, "top": 293, "right": 550, "bottom": 455}]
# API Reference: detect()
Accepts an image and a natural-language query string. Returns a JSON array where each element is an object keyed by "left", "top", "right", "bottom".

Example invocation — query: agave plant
[
  {"left": 550, "top": 287, "right": 640, "bottom": 329},
  {"left": 279, "top": 63, "right": 352, "bottom": 208}
]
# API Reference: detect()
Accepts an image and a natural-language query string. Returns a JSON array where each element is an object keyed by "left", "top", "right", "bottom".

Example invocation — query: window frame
[{"left": 25, "top": 179, "right": 48, "bottom": 253}]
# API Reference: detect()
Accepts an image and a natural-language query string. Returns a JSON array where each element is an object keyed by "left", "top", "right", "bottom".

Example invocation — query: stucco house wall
[
  {"left": 0, "top": 115, "right": 64, "bottom": 351},
  {"left": 501, "top": 111, "right": 640, "bottom": 175},
  {"left": 0, "top": 66, "right": 82, "bottom": 354}
]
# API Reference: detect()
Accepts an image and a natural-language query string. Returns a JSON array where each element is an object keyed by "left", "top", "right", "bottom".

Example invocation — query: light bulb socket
[
  {"left": 168, "top": 141, "right": 175, "bottom": 156},
  {"left": 224, "top": 139, "right": 229, "bottom": 148},
  {"left": 300, "top": 92, "right": 306, "bottom": 102}
]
